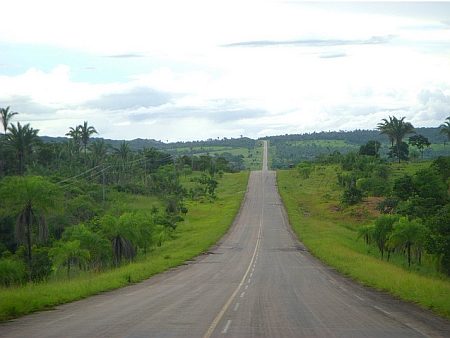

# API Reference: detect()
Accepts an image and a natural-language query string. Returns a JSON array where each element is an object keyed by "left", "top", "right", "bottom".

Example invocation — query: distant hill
[
  {"left": 40, "top": 127, "right": 448, "bottom": 169},
  {"left": 40, "top": 136, "right": 165, "bottom": 151}
]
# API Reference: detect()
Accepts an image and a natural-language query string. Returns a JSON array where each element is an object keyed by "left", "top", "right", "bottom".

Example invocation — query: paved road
[{"left": 1, "top": 141, "right": 450, "bottom": 337}]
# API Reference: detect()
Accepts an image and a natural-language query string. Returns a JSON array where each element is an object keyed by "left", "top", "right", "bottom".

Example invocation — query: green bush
[
  {"left": 342, "top": 186, "right": 363, "bottom": 205},
  {"left": 0, "top": 258, "right": 26, "bottom": 286},
  {"left": 356, "top": 178, "right": 390, "bottom": 197}
]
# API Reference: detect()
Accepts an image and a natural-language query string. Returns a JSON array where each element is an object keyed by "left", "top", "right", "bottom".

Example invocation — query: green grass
[
  {"left": 169, "top": 145, "right": 263, "bottom": 171},
  {"left": 0, "top": 171, "right": 249, "bottom": 322},
  {"left": 277, "top": 167, "right": 450, "bottom": 318}
]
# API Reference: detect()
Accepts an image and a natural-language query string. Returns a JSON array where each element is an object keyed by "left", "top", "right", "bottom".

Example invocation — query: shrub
[
  {"left": 342, "top": 186, "right": 363, "bottom": 205},
  {"left": 0, "top": 258, "right": 26, "bottom": 286}
]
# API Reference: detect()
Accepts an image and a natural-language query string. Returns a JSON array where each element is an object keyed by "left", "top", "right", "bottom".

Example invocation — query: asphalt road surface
[{"left": 1, "top": 141, "right": 450, "bottom": 337}]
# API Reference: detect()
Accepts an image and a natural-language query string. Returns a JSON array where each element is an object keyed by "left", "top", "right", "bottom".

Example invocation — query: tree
[
  {"left": 394, "top": 168, "right": 448, "bottom": 220},
  {"left": 377, "top": 116, "right": 396, "bottom": 163},
  {"left": 0, "top": 176, "right": 61, "bottom": 279},
  {"left": 408, "top": 134, "right": 431, "bottom": 160},
  {"left": 297, "top": 161, "right": 313, "bottom": 178},
  {"left": 393, "top": 174, "right": 414, "bottom": 201},
  {"left": 391, "top": 117, "right": 415, "bottom": 163},
  {"left": 359, "top": 140, "right": 381, "bottom": 157},
  {"left": 101, "top": 213, "right": 138, "bottom": 266},
  {"left": 425, "top": 205, "right": 450, "bottom": 275},
  {"left": 389, "top": 217, "right": 426, "bottom": 268},
  {"left": 79, "top": 121, "right": 98, "bottom": 165},
  {"left": 65, "top": 125, "right": 82, "bottom": 161},
  {"left": 372, "top": 214, "right": 399, "bottom": 260},
  {"left": 88, "top": 139, "right": 110, "bottom": 168},
  {"left": 387, "top": 141, "right": 409, "bottom": 163},
  {"left": 377, "top": 116, "right": 415, "bottom": 163},
  {"left": 1, "top": 106, "right": 18, "bottom": 136},
  {"left": 357, "top": 225, "right": 373, "bottom": 245},
  {"left": 62, "top": 224, "right": 111, "bottom": 270},
  {"left": 341, "top": 186, "right": 363, "bottom": 205},
  {"left": 410, "top": 149, "right": 420, "bottom": 163},
  {"left": 5, "top": 122, "right": 41, "bottom": 175},
  {"left": 49, "top": 240, "right": 90, "bottom": 279},
  {"left": 439, "top": 116, "right": 450, "bottom": 145}
]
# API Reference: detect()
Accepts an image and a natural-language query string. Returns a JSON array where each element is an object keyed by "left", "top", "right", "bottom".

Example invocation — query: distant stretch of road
[{"left": 1, "top": 140, "right": 450, "bottom": 337}]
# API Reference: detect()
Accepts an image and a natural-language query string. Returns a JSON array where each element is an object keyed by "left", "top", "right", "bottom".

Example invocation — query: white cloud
[{"left": 0, "top": 1, "right": 449, "bottom": 141}]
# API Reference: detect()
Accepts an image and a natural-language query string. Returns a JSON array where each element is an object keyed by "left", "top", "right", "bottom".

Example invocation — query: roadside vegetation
[
  {"left": 0, "top": 108, "right": 250, "bottom": 321},
  {"left": 2, "top": 106, "right": 450, "bottom": 321},
  {"left": 278, "top": 115, "right": 450, "bottom": 318}
]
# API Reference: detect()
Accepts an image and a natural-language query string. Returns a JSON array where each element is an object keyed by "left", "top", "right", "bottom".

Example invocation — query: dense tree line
[
  {"left": 0, "top": 107, "right": 235, "bottom": 285},
  {"left": 268, "top": 126, "right": 447, "bottom": 169}
]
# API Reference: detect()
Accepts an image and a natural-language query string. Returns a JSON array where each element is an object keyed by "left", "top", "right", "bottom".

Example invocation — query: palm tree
[
  {"left": 389, "top": 217, "right": 425, "bottom": 268},
  {"left": 0, "top": 176, "right": 61, "bottom": 279},
  {"left": 372, "top": 214, "right": 398, "bottom": 260},
  {"left": 439, "top": 117, "right": 450, "bottom": 146},
  {"left": 1, "top": 106, "right": 18, "bottom": 136},
  {"left": 88, "top": 139, "right": 110, "bottom": 167},
  {"left": 5, "top": 122, "right": 41, "bottom": 175},
  {"left": 113, "top": 141, "right": 132, "bottom": 182},
  {"left": 377, "top": 116, "right": 415, "bottom": 163},
  {"left": 49, "top": 240, "right": 90, "bottom": 279},
  {"left": 101, "top": 213, "right": 137, "bottom": 266},
  {"left": 79, "top": 121, "right": 98, "bottom": 165},
  {"left": 391, "top": 117, "right": 415, "bottom": 163},
  {"left": 65, "top": 125, "right": 82, "bottom": 160},
  {"left": 377, "top": 116, "right": 396, "bottom": 163}
]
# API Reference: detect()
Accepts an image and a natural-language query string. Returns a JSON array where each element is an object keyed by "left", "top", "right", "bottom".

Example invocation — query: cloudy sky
[{"left": 1, "top": 1, "right": 449, "bottom": 142}]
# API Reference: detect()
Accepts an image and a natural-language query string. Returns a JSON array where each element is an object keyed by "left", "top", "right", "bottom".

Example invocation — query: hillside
[{"left": 41, "top": 127, "right": 449, "bottom": 170}]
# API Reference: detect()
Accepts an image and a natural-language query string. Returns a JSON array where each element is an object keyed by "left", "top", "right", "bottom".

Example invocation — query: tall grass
[
  {"left": 0, "top": 171, "right": 249, "bottom": 322},
  {"left": 277, "top": 168, "right": 450, "bottom": 318}
]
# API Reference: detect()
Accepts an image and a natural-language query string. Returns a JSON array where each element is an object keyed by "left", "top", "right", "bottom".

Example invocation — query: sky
[{"left": 0, "top": 1, "right": 449, "bottom": 142}]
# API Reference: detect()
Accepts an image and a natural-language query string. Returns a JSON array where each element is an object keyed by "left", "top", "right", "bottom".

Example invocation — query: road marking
[
  {"left": 222, "top": 320, "right": 232, "bottom": 334},
  {"left": 250, "top": 273, "right": 253, "bottom": 277},
  {"left": 94, "top": 299, "right": 114, "bottom": 307},
  {"left": 248, "top": 279, "right": 251, "bottom": 283},
  {"left": 353, "top": 294, "right": 364, "bottom": 301},
  {"left": 45, "top": 315, "right": 73, "bottom": 326},
  {"left": 374, "top": 306, "right": 390, "bottom": 315},
  {"left": 203, "top": 214, "right": 263, "bottom": 338},
  {"left": 233, "top": 303, "right": 240, "bottom": 312},
  {"left": 240, "top": 292, "right": 245, "bottom": 298},
  {"left": 340, "top": 287, "right": 348, "bottom": 292},
  {"left": 405, "top": 323, "right": 429, "bottom": 337}
]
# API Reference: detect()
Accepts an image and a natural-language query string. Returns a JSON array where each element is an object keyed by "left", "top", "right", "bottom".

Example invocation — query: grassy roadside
[
  {"left": 0, "top": 171, "right": 249, "bottom": 322},
  {"left": 277, "top": 168, "right": 450, "bottom": 318}
]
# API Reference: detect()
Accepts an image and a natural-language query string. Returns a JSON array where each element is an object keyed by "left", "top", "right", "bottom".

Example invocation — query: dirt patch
[
  {"left": 329, "top": 197, "right": 383, "bottom": 221},
  {"left": 362, "top": 196, "right": 384, "bottom": 217}
]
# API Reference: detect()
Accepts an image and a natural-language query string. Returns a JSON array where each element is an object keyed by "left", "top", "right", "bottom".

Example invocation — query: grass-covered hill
[{"left": 41, "top": 127, "right": 450, "bottom": 170}]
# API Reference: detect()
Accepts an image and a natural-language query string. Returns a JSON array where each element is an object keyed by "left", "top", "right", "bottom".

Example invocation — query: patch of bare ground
[
  {"left": 329, "top": 196, "right": 384, "bottom": 221},
  {"left": 362, "top": 196, "right": 384, "bottom": 217}
]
